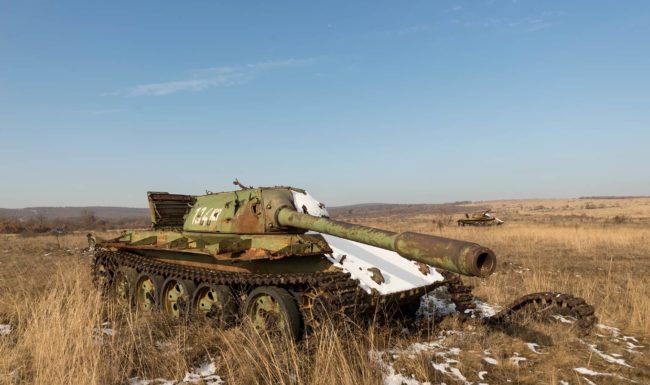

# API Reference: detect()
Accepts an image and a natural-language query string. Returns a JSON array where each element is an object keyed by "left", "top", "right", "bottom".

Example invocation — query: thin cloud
[
  {"left": 376, "top": 24, "right": 430, "bottom": 37},
  {"left": 450, "top": 12, "right": 563, "bottom": 33},
  {"left": 85, "top": 108, "right": 126, "bottom": 115},
  {"left": 112, "top": 58, "right": 316, "bottom": 97}
]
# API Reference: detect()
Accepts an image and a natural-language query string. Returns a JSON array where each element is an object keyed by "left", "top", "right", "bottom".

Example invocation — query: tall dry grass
[
  {"left": 360, "top": 220, "right": 650, "bottom": 336},
  {"left": 0, "top": 235, "right": 389, "bottom": 385},
  {"left": 1, "top": 218, "right": 649, "bottom": 385}
]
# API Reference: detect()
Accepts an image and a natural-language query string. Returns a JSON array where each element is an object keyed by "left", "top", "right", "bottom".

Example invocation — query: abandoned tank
[
  {"left": 90, "top": 182, "right": 596, "bottom": 337},
  {"left": 457, "top": 210, "right": 504, "bottom": 227}
]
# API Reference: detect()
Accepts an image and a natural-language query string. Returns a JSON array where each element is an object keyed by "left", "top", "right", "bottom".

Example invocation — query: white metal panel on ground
[{"left": 320, "top": 234, "right": 444, "bottom": 295}]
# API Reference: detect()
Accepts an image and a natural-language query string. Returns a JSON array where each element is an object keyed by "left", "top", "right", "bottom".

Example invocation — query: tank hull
[
  {"left": 92, "top": 229, "right": 477, "bottom": 336},
  {"left": 92, "top": 247, "right": 465, "bottom": 333}
]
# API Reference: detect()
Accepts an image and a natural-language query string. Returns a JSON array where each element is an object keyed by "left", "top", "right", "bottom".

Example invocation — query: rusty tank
[
  {"left": 90, "top": 182, "right": 595, "bottom": 337},
  {"left": 457, "top": 210, "right": 504, "bottom": 227}
]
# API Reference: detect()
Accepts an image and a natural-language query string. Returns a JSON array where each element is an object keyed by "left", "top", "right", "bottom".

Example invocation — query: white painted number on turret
[{"left": 192, "top": 207, "right": 222, "bottom": 226}]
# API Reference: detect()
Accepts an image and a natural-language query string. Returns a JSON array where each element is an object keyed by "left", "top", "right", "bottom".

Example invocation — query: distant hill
[
  {"left": 0, "top": 207, "right": 149, "bottom": 220},
  {"left": 328, "top": 202, "right": 483, "bottom": 219}
]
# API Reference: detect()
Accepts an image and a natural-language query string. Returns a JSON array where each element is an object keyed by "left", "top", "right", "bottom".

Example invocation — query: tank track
[
  {"left": 92, "top": 249, "right": 366, "bottom": 327},
  {"left": 439, "top": 271, "right": 476, "bottom": 313},
  {"left": 92, "top": 250, "right": 596, "bottom": 335},
  {"left": 91, "top": 249, "right": 480, "bottom": 329},
  {"left": 487, "top": 292, "right": 598, "bottom": 335},
  {"left": 423, "top": 271, "right": 597, "bottom": 335}
]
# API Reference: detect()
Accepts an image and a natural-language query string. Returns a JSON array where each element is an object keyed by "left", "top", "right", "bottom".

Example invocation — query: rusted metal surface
[
  {"left": 276, "top": 208, "right": 496, "bottom": 278},
  {"left": 103, "top": 232, "right": 332, "bottom": 262},
  {"left": 148, "top": 192, "right": 195, "bottom": 228},
  {"left": 457, "top": 210, "right": 504, "bottom": 227},
  {"left": 487, "top": 292, "right": 597, "bottom": 335},
  {"left": 367, "top": 267, "right": 385, "bottom": 284}
]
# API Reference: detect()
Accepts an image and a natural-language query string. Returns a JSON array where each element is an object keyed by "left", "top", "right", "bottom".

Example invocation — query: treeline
[{"left": 0, "top": 210, "right": 149, "bottom": 234}]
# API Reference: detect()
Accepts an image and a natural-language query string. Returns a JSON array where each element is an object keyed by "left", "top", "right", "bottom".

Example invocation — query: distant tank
[
  {"left": 457, "top": 210, "right": 504, "bottom": 227},
  {"left": 90, "top": 182, "right": 595, "bottom": 337}
]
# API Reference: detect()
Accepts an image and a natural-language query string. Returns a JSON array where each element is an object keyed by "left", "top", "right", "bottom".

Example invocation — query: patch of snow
[
  {"left": 595, "top": 324, "right": 644, "bottom": 355},
  {"left": 418, "top": 287, "right": 458, "bottom": 318},
  {"left": 448, "top": 347, "right": 461, "bottom": 355},
  {"left": 321, "top": 234, "right": 445, "bottom": 295},
  {"left": 483, "top": 357, "right": 498, "bottom": 365},
  {"left": 372, "top": 350, "right": 431, "bottom": 385},
  {"left": 559, "top": 381, "right": 569, "bottom": 385},
  {"left": 469, "top": 299, "right": 500, "bottom": 318},
  {"left": 431, "top": 362, "right": 469, "bottom": 385},
  {"left": 383, "top": 365, "right": 427, "bottom": 385},
  {"left": 551, "top": 314, "right": 576, "bottom": 324},
  {"left": 407, "top": 341, "right": 443, "bottom": 353},
  {"left": 509, "top": 356, "right": 527, "bottom": 366},
  {"left": 374, "top": 333, "right": 471, "bottom": 385},
  {"left": 579, "top": 340, "right": 632, "bottom": 368},
  {"left": 574, "top": 367, "right": 639, "bottom": 383},
  {"left": 622, "top": 335, "right": 640, "bottom": 343},
  {"left": 478, "top": 371, "right": 488, "bottom": 380},
  {"left": 98, "top": 322, "right": 113, "bottom": 336},
  {"left": 596, "top": 323, "right": 621, "bottom": 335},
  {"left": 625, "top": 341, "right": 644, "bottom": 350},
  {"left": 292, "top": 190, "right": 329, "bottom": 218},
  {"left": 0, "top": 324, "right": 11, "bottom": 336},
  {"left": 526, "top": 343, "right": 543, "bottom": 354},
  {"left": 573, "top": 367, "right": 638, "bottom": 384},
  {"left": 575, "top": 368, "right": 611, "bottom": 376},
  {"left": 129, "top": 361, "right": 224, "bottom": 385},
  {"left": 182, "top": 362, "right": 223, "bottom": 384}
]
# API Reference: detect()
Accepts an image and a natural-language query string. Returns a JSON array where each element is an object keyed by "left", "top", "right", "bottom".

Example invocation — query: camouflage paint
[{"left": 100, "top": 186, "right": 496, "bottom": 278}]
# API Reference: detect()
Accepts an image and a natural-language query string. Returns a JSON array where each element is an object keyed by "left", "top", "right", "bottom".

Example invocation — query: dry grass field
[{"left": 0, "top": 197, "right": 649, "bottom": 385}]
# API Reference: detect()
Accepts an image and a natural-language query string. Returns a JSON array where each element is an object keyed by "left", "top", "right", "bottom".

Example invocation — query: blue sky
[{"left": 1, "top": 0, "right": 649, "bottom": 208}]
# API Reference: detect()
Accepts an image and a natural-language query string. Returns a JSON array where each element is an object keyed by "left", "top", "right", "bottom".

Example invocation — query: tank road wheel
[
  {"left": 135, "top": 273, "right": 163, "bottom": 312},
  {"left": 161, "top": 278, "right": 196, "bottom": 319},
  {"left": 192, "top": 284, "right": 236, "bottom": 327},
  {"left": 244, "top": 286, "right": 301, "bottom": 338},
  {"left": 93, "top": 261, "right": 112, "bottom": 293},
  {"left": 112, "top": 267, "right": 137, "bottom": 307}
]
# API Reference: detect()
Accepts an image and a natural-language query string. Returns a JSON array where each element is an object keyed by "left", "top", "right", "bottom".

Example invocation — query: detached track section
[{"left": 488, "top": 292, "right": 598, "bottom": 335}]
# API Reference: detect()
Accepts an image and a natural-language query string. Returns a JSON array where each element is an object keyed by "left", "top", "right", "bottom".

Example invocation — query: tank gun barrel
[{"left": 276, "top": 208, "right": 496, "bottom": 278}]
